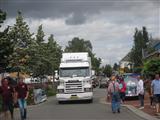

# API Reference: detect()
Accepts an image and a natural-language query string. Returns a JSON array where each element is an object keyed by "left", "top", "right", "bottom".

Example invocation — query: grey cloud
[
  {"left": 1, "top": 0, "right": 159, "bottom": 25},
  {"left": 65, "top": 13, "right": 87, "bottom": 25}
]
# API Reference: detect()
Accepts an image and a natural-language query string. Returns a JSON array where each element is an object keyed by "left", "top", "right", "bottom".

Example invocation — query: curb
[{"left": 100, "top": 98, "right": 159, "bottom": 120}]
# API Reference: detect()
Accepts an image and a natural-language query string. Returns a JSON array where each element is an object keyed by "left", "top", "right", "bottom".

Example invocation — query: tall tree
[
  {"left": 0, "top": 9, "right": 6, "bottom": 27},
  {"left": 142, "top": 26, "right": 149, "bottom": 48},
  {"left": 113, "top": 63, "right": 119, "bottom": 71},
  {"left": 46, "top": 34, "right": 62, "bottom": 74},
  {"left": 65, "top": 37, "right": 92, "bottom": 52},
  {"left": 130, "top": 27, "right": 151, "bottom": 73},
  {"left": 0, "top": 9, "right": 14, "bottom": 72},
  {"left": 27, "top": 24, "right": 46, "bottom": 77},
  {"left": 9, "top": 11, "right": 33, "bottom": 74},
  {"left": 28, "top": 33, "right": 62, "bottom": 78},
  {"left": 103, "top": 64, "right": 112, "bottom": 77},
  {"left": 36, "top": 24, "right": 45, "bottom": 44}
]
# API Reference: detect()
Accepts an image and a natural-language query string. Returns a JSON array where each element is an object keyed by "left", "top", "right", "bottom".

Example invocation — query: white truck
[{"left": 56, "top": 52, "right": 93, "bottom": 103}]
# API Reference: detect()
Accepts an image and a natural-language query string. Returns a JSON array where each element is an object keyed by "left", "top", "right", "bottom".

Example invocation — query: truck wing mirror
[{"left": 91, "top": 70, "right": 95, "bottom": 76}]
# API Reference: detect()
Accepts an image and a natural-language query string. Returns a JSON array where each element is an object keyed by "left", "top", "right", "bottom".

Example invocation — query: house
[
  {"left": 119, "top": 52, "right": 133, "bottom": 74},
  {"left": 144, "top": 39, "right": 160, "bottom": 59}
]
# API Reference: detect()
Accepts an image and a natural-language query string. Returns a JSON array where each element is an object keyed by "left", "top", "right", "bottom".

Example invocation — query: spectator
[
  {"left": 151, "top": 74, "right": 160, "bottom": 114},
  {"left": 0, "top": 78, "right": 15, "bottom": 120},
  {"left": 145, "top": 78, "right": 155, "bottom": 108},
  {"left": 119, "top": 78, "right": 126, "bottom": 103},
  {"left": 107, "top": 76, "right": 120, "bottom": 113},
  {"left": 137, "top": 75, "right": 144, "bottom": 109},
  {"left": 15, "top": 76, "right": 29, "bottom": 120}
]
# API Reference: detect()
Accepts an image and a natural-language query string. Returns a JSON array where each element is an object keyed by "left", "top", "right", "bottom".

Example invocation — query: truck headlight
[
  {"left": 60, "top": 81, "right": 64, "bottom": 85},
  {"left": 84, "top": 88, "right": 92, "bottom": 92},
  {"left": 57, "top": 89, "right": 64, "bottom": 93},
  {"left": 84, "top": 80, "right": 92, "bottom": 84}
]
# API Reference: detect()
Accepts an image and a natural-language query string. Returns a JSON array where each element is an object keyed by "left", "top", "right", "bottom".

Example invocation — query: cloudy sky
[{"left": 1, "top": 0, "right": 160, "bottom": 65}]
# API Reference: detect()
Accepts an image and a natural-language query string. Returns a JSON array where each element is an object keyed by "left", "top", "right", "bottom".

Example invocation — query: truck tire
[
  {"left": 88, "top": 99, "right": 93, "bottom": 103},
  {"left": 58, "top": 101, "right": 63, "bottom": 104}
]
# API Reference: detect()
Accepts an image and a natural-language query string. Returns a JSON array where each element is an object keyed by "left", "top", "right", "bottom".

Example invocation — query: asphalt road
[{"left": 14, "top": 88, "right": 146, "bottom": 120}]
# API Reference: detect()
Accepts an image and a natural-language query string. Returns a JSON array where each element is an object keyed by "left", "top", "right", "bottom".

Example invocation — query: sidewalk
[
  {"left": 124, "top": 93, "right": 160, "bottom": 118},
  {"left": 101, "top": 92, "right": 160, "bottom": 119}
]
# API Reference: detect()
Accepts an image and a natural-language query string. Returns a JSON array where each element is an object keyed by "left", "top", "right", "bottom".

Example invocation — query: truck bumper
[{"left": 56, "top": 92, "right": 93, "bottom": 101}]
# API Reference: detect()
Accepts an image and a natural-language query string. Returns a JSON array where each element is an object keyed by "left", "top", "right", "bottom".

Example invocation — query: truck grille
[{"left": 65, "top": 80, "right": 83, "bottom": 93}]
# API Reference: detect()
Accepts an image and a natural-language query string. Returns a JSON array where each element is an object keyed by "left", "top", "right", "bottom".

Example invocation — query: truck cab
[{"left": 56, "top": 52, "right": 93, "bottom": 103}]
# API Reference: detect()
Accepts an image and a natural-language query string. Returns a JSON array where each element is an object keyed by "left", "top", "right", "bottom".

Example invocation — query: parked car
[
  {"left": 99, "top": 77, "right": 108, "bottom": 88},
  {"left": 92, "top": 77, "right": 99, "bottom": 88},
  {"left": 124, "top": 75, "right": 139, "bottom": 98}
]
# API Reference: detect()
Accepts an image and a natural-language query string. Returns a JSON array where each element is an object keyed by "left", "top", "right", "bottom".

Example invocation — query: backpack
[{"left": 112, "top": 82, "right": 120, "bottom": 102}]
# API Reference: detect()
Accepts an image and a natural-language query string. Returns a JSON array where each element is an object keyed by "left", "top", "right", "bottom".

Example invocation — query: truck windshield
[{"left": 59, "top": 67, "right": 89, "bottom": 77}]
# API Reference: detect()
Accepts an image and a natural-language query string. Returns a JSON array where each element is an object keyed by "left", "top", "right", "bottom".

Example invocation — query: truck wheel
[
  {"left": 58, "top": 101, "right": 63, "bottom": 104},
  {"left": 88, "top": 99, "right": 93, "bottom": 103}
]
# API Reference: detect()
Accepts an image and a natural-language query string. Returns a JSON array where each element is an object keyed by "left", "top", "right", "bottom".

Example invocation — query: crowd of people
[
  {"left": 0, "top": 76, "right": 29, "bottom": 120},
  {"left": 0, "top": 73, "right": 160, "bottom": 119},
  {"left": 107, "top": 74, "right": 160, "bottom": 115}
]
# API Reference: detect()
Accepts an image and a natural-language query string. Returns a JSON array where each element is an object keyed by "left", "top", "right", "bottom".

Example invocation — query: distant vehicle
[
  {"left": 124, "top": 73, "right": 139, "bottom": 97},
  {"left": 92, "top": 78, "right": 99, "bottom": 88},
  {"left": 99, "top": 77, "right": 109, "bottom": 88},
  {"left": 56, "top": 52, "right": 93, "bottom": 103}
]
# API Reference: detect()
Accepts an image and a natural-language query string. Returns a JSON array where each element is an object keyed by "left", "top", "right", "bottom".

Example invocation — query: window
[{"left": 60, "top": 67, "right": 89, "bottom": 77}]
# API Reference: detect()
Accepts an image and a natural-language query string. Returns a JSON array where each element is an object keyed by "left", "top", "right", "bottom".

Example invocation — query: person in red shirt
[
  {"left": 119, "top": 78, "right": 127, "bottom": 103},
  {"left": 0, "top": 78, "right": 14, "bottom": 120},
  {"left": 15, "top": 76, "right": 29, "bottom": 120}
]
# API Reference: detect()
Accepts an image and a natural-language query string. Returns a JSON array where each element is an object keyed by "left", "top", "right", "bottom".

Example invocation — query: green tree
[
  {"left": 9, "top": 11, "right": 33, "bottom": 75},
  {"left": 36, "top": 24, "right": 45, "bottom": 44},
  {"left": 0, "top": 9, "right": 6, "bottom": 27},
  {"left": 130, "top": 27, "right": 150, "bottom": 73},
  {"left": 65, "top": 37, "right": 92, "bottom": 52},
  {"left": 103, "top": 64, "right": 112, "bottom": 77},
  {"left": 142, "top": 26, "right": 149, "bottom": 48},
  {"left": 143, "top": 58, "right": 160, "bottom": 77},
  {"left": 0, "top": 10, "right": 14, "bottom": 72},
  {"left": 46, "top": 34, "right": 62, "bottom": 74},
  {"left": 28, "top": 32, "right": 62, "bottom": 78},
  {"left": 27, "top": 24, "right": 46, "bottom": 77},
  {"left": 113, "top": 63, "right": 119, "bottom": 71}
]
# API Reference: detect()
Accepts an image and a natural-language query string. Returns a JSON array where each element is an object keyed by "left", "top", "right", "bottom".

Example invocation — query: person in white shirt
[{"left": 137, "top": 75, "right": 144, "bottom": 109}]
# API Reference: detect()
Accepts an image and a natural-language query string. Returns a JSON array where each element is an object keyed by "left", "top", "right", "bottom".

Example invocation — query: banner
[{"left": 33, "top": 89, "right": 47, "bottom": 104}]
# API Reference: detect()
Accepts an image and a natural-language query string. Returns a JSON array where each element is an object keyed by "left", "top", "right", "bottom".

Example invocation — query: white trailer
[{"left": 56, "top": 52, "right": 93, "bottom": 103}]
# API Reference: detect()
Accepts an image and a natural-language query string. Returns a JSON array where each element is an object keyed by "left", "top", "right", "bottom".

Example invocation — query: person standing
[
  {"left": 107, "top": 76, "right": 120, "bottom": 113},
  {"left": 145, "top": 78, "right": 155, "bottom": 108},
  {"left": 119, "top": 78, "right": 126, "bottom": 103},
  {"left": 151, "top": 74, "right": 160, "bottom": 114},
  {"left": 137, "top": 75, "right": 144, "bottom": 109},
  {"left": 15, "top": 76, "right": 29, "bottom": 120},
  {"left": 0, "top": 78, "right": 14, "bottom": 120}
]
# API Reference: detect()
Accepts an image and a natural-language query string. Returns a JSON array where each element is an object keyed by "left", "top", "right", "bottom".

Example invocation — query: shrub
[
  {"left": 27, "top": 88, "right": 35, "bottom": 105},
  {"left": 46, "top": 85, "right": 56, "bottom": 97},
  {"left": 143, "top": 58, "right": 160, "bottom": 77}
]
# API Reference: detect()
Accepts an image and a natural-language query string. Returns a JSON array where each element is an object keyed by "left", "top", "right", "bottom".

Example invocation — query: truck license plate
[{"left": 70, "top": 95, "right": 78, "bottom": 99}]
